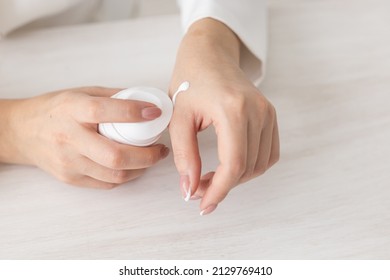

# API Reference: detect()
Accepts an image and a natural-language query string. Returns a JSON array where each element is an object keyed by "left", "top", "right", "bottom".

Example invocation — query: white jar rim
[{"left": 98, "top": 87, "right": 173, "bottom": 146}]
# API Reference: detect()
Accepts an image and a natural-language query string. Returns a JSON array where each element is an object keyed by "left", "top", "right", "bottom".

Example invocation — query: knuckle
[
  {"left": 55, "top": 91, "right": 79, "bottom": 111},
  {"left": 256, "top": 95, "right": 276, "bottom": 122},
  {"left": 127, "top": 148, "right": 160, "bottom": 168},
  {"left": 85, "top": 99, "right": 103, "bottom": 121},
  {"left": 142, "top": 149, "right": 160, "bottom": 166},
  {"left": 173, "top": 149, "right": 191, "bottom": 166},
  {"left": 110, "top": 169, "right": 129, "bottom": 184},
  {"left": 228, "top": 159, "right": 247, "bottom": 178},
  {"left": 256, "top": 95, "right": 268, "bottom": 111},
  {"left": 105, "top": 147, "right": 125, "bottom": 169},
  {"left": 173, "top": 148, "right": 199, "bottom": 172},
  {"left": 222, "top": 93, "right": 247, "bottom": 117},
  {"left": 123, "top": 102, "right": 138, "bottom": 119},
  {"left": 51, "top": 131, "right": 70, "bottom": 148},
  {"left": 55, "top": 91, "right": 74, "bottom": 103}
]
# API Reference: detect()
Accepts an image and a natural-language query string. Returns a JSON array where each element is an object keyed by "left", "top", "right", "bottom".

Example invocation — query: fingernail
[
  {"left": 141, "top": 107, "right": 162, "bottom": 120},
  {"left": 200, "top": 204, "right": 218, "bottom": 216},
  {"left": 160, "top": 147, "right": 169, "bottom": 159},
  {"left": 160, "top": 147, "right": 170, "bottom": 159},
  {"left": 190, "top": 195, "right": 201, "bottom": 200},
  {"left": 180, "top": 175, "right": 191, "bottom": 202}
]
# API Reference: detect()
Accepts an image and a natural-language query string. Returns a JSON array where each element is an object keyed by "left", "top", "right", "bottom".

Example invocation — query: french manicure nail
[
  {"left": 200, "top": 204, "right": 218, "bottom": 216},
  {"left": 180, "top": 175, "right": 191, "bottom": 202},
  {"left": 190, "top": 195, "right": 201, "bottom": 200},
  {"left": 141, "top": 107, "right": 162, "bottom": 120}
]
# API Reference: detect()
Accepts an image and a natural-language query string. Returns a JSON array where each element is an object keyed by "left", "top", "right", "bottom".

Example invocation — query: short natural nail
[
  {"left": 200, "top": 204, "right": 218, "bottom": 216},
  {"left": 180, "top": 175, "right": 191, "bottom": 202},
  {"left": 160, "top": 147, "right": 170, "bottom": 159},
  {"left": 142, "top": 107, "right": 162, "bottom": 120}
]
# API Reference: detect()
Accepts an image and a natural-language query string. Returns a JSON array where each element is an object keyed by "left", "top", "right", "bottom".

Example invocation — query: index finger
[
  {"left": 199, "top": 117, "right": 248, "bottom": 215},
  {"left": 71, "top": 95, "right": 161, "bottom": 123},
  {"left": 74, "top": 86, "right": 123, "bottom": 97}
]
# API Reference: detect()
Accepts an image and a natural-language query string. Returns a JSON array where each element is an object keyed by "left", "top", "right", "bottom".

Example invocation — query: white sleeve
[
  {"left": 0, "top": 0, "right": 83, "bottom": 37},
  {"left": 176, "top": 0, "right": 267, "bottom": 86}
]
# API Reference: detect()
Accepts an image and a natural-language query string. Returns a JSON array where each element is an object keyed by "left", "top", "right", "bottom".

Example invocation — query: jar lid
[{"left": 98, "top": 87, "right": 173, "bottom": 146}]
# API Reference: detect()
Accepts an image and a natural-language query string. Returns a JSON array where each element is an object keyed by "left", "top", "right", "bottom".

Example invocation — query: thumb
[{"left": 169, "top": 109, "right": 201, "bottom": 202}]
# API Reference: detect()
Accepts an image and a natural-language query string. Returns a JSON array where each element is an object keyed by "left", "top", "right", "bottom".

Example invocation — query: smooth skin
[
  {"left": 0, "top": 18, "right": 279, "bottom": 215},
  {"left": 169, "top": 18, "right": 279, "bottom": 215},
  {"left": 0, "top": 87, "right": 169, "bottom": 189}
]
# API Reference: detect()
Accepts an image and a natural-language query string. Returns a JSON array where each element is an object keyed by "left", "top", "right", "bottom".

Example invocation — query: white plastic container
[{"left": 98, "top": 87, "right": 173, "bottom": 146}]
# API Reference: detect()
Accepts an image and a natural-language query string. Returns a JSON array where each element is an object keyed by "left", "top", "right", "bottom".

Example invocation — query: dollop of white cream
[{"left": 172, "top": 81, "right": 190, "bottom": 105}]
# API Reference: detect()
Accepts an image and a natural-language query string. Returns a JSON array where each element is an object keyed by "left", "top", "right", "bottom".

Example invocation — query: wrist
[
  {"left": 170, "top": 18, "right": 242, "bottom": 94},
  {"left": 0, "top": 99, "right": 29, "bottom": 164},
  {"left": 185, "top": 18, "right": 241, "bottom": 64}
]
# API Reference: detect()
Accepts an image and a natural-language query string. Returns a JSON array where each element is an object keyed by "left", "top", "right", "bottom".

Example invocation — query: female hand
[
  {"left": 0, "top": 87, "right": 169, "bottom": 188},
  {"left": 169, "top": 19, "right": 280, "bottom": 215}
]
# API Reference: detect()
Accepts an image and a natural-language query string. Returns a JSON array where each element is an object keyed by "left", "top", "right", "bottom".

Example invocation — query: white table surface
[{"left": 1, "top": 0, "right": 390, "bottom": 259}]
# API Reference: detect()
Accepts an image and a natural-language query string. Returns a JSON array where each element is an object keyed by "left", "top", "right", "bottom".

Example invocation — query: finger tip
[
  {"left": 184, "top": 190, "right": 191, "bottom": 202},
  {"left": 200, "top": 203, "right": 218, "bottom": 216},
  {"left": 141, "top": 106, "right": 162, "bottom": 120},
  {"left": 160, "top": 146, "right": 170, "bottom": 159}
]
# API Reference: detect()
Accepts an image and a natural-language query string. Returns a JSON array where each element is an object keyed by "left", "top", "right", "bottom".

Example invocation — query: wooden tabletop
[{"left": 1, "top": 0, "right": 389, "bottom": 259}]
